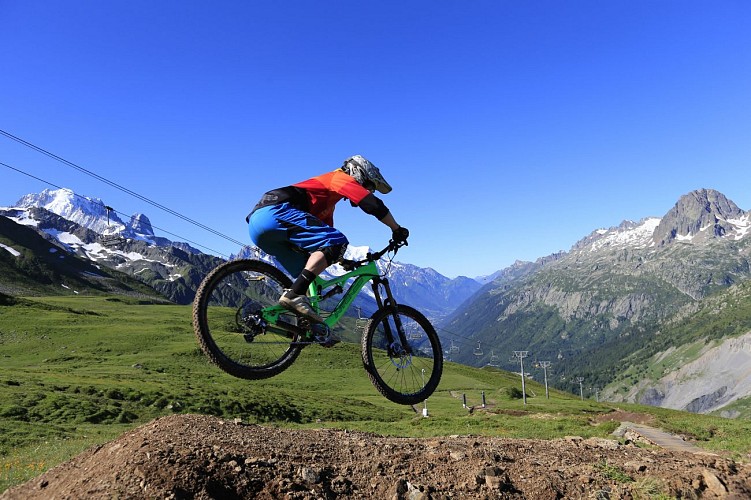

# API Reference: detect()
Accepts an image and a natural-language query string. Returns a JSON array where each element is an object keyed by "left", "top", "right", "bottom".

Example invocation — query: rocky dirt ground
[{"left": 3, "top": 413, "right": 750, "bottom": 499}]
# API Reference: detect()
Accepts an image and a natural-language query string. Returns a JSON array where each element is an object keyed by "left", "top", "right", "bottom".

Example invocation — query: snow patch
[
  {"left": 728, "top": 213, "right": 751, "bottom": 240},
  {"left": 588, "top": 218, "right": 661, "bottom": 252},
  {"left": 2, "top": 208, "right": 39, "bottom": 227},
  {"left": 0, "top": 243, "right": 21, "bottom": 257}
]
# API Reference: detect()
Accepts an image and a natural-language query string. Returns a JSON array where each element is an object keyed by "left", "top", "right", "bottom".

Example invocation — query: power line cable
[
  {"left": 1, "top": 160, "right": 231, "bottom": 257},
  {"left": 0, "top": 129, "right": 246, "bottom": 248}
]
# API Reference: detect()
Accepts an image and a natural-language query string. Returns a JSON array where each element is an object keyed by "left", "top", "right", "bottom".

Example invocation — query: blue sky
[{"left": 2, "top": 1, "right": 750, "bottom": 278}]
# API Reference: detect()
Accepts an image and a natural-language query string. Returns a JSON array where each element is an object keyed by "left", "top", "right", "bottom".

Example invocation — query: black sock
[{"left": 291, "top": 269, "right": 316, "bottom": 295}]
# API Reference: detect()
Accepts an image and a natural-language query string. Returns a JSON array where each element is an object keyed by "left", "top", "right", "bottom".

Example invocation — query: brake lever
[{"left": 339, "top": 259, "right": 358, "bottom": 271}]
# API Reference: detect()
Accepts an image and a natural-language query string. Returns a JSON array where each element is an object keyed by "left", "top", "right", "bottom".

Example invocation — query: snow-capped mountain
[
  {"left": 572, "top": 217, "right": 662, "bottom": 253},
  {"left": 11, "top": 188, "right": 181, "bottom": 247},
  {"left": 15, "top": 188, "right": 128, "bottom": 236},
  {"left": 571, "top": 190, "right": 751, "bottom": 255},
  {"left": 2, "top": 189, "right": 220, "bottom": 303},
  {"left": 8, "top": 188, "right": 202, "bottom": 255}
]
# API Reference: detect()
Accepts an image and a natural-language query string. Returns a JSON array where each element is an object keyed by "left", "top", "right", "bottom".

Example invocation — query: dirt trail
[
  {"left": 618, "top": 421, "right": 718, "bottom": 456},
  {"left": 2, "top": 414, "right": 750, "bottom": 499}
]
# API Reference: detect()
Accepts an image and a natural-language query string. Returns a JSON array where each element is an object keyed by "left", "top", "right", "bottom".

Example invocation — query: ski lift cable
[
  {"left": 429, "top": 322, "right": 515, "bottom": 358},
  {"left": 0, "top": 129, "right": 246, "bottom": 248},
  {"left": 1, "top": 160, "right": 231, "bottom": 257}
]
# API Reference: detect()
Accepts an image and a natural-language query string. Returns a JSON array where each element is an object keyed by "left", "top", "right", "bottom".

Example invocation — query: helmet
[{"left": 341, "top": 155, "right": 392, "bottom": 194}]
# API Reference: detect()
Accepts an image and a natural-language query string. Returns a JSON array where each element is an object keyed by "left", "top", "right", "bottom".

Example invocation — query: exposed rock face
[
  {"left": 638, "top": 331, "right": 751, "bottom": 414},
  {"left": 653, "top": 188, "right": 745, "bottom": 245}
]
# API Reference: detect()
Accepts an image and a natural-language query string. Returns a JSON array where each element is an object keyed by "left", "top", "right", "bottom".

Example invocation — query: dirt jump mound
[{"left": 3, "top": 414, "right": 750, "bottom": 499}]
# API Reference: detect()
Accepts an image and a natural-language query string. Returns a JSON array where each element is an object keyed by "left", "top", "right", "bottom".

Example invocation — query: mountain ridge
[{"left": 441, "top": 188, "right": 751, "bottom": 415}]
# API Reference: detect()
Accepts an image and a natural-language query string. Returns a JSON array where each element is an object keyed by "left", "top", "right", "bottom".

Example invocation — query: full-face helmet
[{"left": 341, "top": 155, "right": 392, "bottom": 194}]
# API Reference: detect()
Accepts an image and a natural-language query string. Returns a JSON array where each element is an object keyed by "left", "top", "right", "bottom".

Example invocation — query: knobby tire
[
  {"left": 362, "top": 304, "right": 443, "bottom": 405},
  {"left": 192, "top": 259, "right": 302, "bottom": 380}
]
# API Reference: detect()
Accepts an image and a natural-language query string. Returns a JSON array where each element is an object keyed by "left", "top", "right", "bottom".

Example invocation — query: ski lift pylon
[{"left": 103, "top": 205, "right": 114, "bottom": 225}]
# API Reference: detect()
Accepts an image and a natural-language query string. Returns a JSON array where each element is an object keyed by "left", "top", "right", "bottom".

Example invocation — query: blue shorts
[{"left": 248, "top": 203, "right": 349, "bottom": 277}]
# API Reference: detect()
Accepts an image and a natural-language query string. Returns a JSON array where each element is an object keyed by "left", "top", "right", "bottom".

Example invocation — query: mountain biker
[{"left": 246, "top": 155, "right": 410, "bottom": 325}]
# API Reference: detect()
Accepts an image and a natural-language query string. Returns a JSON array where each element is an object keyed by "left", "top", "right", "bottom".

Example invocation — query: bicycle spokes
[{"left": 363, "top": 305, "right": 442, "bottom": 405}]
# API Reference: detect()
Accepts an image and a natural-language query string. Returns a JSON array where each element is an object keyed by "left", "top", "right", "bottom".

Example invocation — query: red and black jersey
[
  {"left": 292, "top": 170, "right": 371, "bottom": 226},
  {"left": 249, "top": 170, "right": 389, "bottom": 226}
]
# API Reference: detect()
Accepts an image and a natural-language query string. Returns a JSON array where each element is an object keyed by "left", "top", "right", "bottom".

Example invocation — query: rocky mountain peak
[
  {"left": 13, "top": 187, "right": 126, "bottom": 235},
  {"left": 653, "top": 189, "right": 744, "bottom": 246},
  {"left": 127, "top": 213, "right": 155, "bottom": 237}
]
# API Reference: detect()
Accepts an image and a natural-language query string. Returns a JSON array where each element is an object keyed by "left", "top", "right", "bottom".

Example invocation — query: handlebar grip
[{"left": 339, "top": 259, "right": 357, "bottom": 271}]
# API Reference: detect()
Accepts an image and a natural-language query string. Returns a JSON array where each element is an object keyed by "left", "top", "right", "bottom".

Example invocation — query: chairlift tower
[
  {"left": 539, "top": 361, "right": 551, "bottom": 399},
  {"left": 576, "top": 377, "right": 584, "bottom": 400},
  {"left": 513, "top": 351, "right": 529, "bottom": 405}
]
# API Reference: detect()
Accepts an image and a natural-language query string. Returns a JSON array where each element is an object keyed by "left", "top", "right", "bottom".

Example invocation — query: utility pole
[
  {"left": 513, "top": 351, "right": 529, "bottom": 405},
  {"left": 576, "top": 377, "right": 584, "bottom": 400},
  {"left": 539, "top": 361, "right": 551, "bottom": 399}
]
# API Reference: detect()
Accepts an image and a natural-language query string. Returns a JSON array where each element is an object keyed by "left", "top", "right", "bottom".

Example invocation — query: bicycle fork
[{"left": 371, "top": 277, "right": 413, "bottom": 356}]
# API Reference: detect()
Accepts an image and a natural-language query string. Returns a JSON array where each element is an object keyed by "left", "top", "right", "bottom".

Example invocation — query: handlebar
[{"left": 338, "top": 239, "right": 407, "bottom": 271}]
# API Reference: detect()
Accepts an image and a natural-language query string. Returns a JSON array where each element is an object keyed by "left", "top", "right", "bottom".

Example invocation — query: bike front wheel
[
  {"left": 362, "top": 304, "right": 443, "bottom": 405},
  {"left": 192, "top": 259, "right": 302, "bottom": 380}
]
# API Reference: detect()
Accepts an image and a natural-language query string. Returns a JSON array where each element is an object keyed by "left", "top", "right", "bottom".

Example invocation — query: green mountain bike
[{"left": 192, "top": 240, "right": 443, "bottom": 405}]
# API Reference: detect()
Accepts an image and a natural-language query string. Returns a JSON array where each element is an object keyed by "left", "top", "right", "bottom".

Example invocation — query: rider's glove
[{"left": 392, "top": 226, "right": 410, "bottom": 246}]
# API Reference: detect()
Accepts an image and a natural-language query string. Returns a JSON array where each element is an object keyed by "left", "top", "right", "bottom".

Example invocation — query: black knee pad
[{"left": 321, "top": 244, "right": 347, "bottom": 266}]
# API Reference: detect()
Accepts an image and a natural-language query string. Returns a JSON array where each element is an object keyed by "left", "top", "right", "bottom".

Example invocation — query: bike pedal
[{"left": 310, "top": 324, "right": 339, "bottom": 347}]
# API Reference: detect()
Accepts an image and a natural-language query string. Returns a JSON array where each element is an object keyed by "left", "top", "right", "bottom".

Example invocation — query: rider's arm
[
  {"left": 357, "top": 193, "right": 389, "bottom": 220},
  {"left": 378, "top": 210, "right": 401, "bottom": 231},
  {"left": 358, "top": 193, "right": 402, "bottom": 233}
]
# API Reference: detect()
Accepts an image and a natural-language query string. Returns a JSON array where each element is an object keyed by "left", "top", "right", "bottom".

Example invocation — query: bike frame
[
  {"left": 257, "top": 260, "right": 388, "bottom": 330},
  {"left": 309, "top": 261, "right": 383, "bottom": 328},
  {"left": 255, "top": 243, "right": 410, "bottom": 353}
]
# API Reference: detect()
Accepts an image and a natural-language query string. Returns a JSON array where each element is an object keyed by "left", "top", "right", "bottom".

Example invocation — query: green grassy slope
[{"left": 2, "top": 296, "right": 750, "bottom": 491}]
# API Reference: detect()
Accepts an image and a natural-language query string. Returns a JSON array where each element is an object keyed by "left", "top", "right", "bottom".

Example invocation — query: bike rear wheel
[
  {"left": 192, "top": 259, "right": 302, "bottom": 380},
  {"left": 362, "top": 304, "right": 443, "bottom": 405}
]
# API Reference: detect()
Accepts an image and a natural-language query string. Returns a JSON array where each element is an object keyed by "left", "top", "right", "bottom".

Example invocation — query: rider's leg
[
  {"left": 249, "top": 203, "right": 347, "bottom": 323},
  {"left": 280, "top": 245, "right": 346, "bottom": 323},
  {"left": 248, "top": 203, "right": 308, "bottom": 276},
  {"left": 289, "top": 251, "right": 327, "bottom": 295}
]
